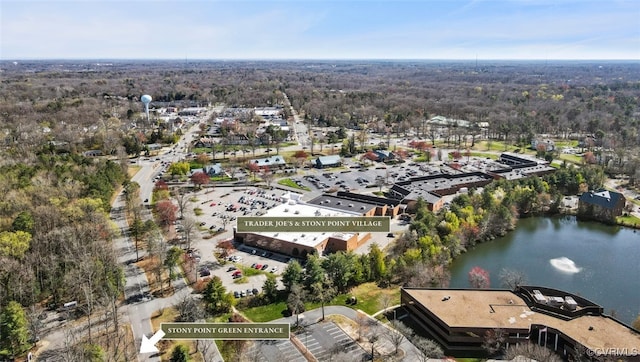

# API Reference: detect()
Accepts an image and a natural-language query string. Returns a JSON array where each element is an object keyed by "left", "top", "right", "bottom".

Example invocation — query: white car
[{"left": 270, "top": 266, "right": 278, "bottom": 273}]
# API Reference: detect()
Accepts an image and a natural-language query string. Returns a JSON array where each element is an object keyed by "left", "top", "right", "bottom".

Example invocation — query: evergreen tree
[
  {"left": 170, "top": 344, "right": 190, "bottom": 362},
  {"left": 0, "top": 301, "right": 30, "bottom": 357}
]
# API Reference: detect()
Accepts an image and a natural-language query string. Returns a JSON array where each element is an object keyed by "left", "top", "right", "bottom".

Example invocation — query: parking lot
[
  {"left": 179, "top": 187, "right": 298, "bottom": 295},
  {"left": 289, "top": 161, "right": 448, "bottom": 195},
  {"left": 245, "top": 321, "right": 366, "bottom": 362}
]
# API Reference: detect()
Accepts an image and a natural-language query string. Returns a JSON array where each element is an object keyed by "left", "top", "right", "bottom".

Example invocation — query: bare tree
[
  {"left": 355, "top": 311, "right": 369, "bottom": 341},
  {"left": 176, "top": 295, "right": 204, "bottom": 322},
  {"left": 173, "top": 188, "right": 191, "bottom": 221},
  {"left": 499, "top": 268, "right": 528, "bottom": 290},
  {"left": 505, "top": 342, "right": 562, "bottom": 362},
  {"left": 412, "top": 336, "right": 445, "bottom": 362},
  {"left": 482, "top": 328, "right": 507, "bottom": 356},
  {"left": 180, "top": 216, "right": 197, "bottom": 250},
  {"left": 379, "top": 294, "right": 393, "bottom": 316},
  {"left": 367, "top": 320, "right": 381, "bottom": 360},
  {"left": 386, "top": 319, "right": 413, "bottom": 355}
]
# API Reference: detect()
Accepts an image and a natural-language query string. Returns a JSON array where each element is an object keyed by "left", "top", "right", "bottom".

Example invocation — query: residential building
[
  {"left": 577, "top": 189, "right": 626, "bottom": 223},
  {"left": 531, "top": 138, "right": 556, "bottom": 152},
  {"left": 250, "top": 155, "right": 287, "bottom": 169},
  {"left": 315, "top": 155, "right": 342, "bottom": 168}
]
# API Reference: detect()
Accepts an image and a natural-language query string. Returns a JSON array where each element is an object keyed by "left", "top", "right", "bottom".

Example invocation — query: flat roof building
[
  {"left": 401, "top": 286, "right": 640, "bottom": 360},
  {"left": 235, "top": 201, "right": 371, "bottom": 258}
]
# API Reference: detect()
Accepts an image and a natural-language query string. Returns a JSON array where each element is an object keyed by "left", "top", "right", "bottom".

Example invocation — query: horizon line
[{"left": 2, "top": 57, "right": 639, "bottom": 62}]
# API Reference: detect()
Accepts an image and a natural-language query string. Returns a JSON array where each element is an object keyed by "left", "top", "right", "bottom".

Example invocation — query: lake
[{"left": 449, "top": 216, "right": 640, "bottom": 325}]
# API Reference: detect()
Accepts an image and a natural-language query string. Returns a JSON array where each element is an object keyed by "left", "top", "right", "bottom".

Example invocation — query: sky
[{"left": 1, "top": 0, "right": 639, "bottom": 60}]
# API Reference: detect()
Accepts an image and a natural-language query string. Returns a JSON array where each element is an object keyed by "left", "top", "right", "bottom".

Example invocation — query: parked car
[
  {"left": 261, "top": 264, "right": 269, "bottom": 270},
  {"left": 232, "top": 270, "right": 242, "bottom": 276},
  {"left": 200, "top": 268, "right": 211, "bottom": 277},
  {"left": 227, "top": 266, "right": 237, "bottom": 272},
  {"left": 270, "top": 266, "right": 278, "bottom": 273}
]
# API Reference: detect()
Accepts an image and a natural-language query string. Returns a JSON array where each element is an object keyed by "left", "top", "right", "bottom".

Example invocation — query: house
[
  {"left": 190, "top": 163, "right": 224, "bottom": 177},
  {"left": 577, "top": 189, "right": 626, "bottom": 223},
  {"left": 315, "top": 155, "right": 342, "bottom": 168},
  {"left": 531, "top": 138, "right": 556, "bottom": 152},
  {"left": 203, "top": 163, "right": 224, "bottom": 176},
  {"left": 250, "top": 155, "right": 286, "bottom": 169},
  {"left": 374, "top": 150, "right": 394, "bottom": 162}
]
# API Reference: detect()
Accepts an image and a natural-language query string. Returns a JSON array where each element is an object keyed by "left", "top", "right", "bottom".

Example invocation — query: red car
[
  {"left": 232, "top": 270, "right": 242, "bottom": 276},
  {"left": 255, "top": 264, "right": 262, "bottom": 269}
]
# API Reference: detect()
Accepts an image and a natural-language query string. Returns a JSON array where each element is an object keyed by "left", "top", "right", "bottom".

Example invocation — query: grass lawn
[
  {"left": 240, "top": 265, "right": 265, "bottom": 277},
  {"left": 617, "top": 214, "right": 640, "bottom": 228},
  {"left": 241, "top": 301, "right": 289, "bottom": 322},
  {"left": 277, "top": 178, "right": 311, "bottom": 191},
  {"left": 468, "top": 152, "right": 498, "bottom": 159},
  {"left": 239, "top": 283, "right": 401, "bottom": 323},
  {"left": 558, "top": 153, "right": 583, "bottom": 165},
  {"left": 211, "top": 175, "right": 237, "bottom": 182},
  {"left": 328, "top": 282, "right": 401, "bottom": 315}
]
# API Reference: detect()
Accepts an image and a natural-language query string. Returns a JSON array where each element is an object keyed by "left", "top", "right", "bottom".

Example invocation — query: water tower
[{"left": 141, "top": 94, "right": 152, "bottom": 122}]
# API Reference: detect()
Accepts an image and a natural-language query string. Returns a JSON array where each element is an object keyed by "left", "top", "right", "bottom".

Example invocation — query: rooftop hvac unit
[
  {"left": 548, "top": 296, "right": 564, "bottom": 307},
  {"left": 564, "top": 296, "right": 578, "bottom": 311}
]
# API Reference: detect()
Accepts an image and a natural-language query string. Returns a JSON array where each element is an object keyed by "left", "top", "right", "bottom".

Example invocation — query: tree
[
  {"left": 262, "top": 275, "right": 279, "bottom": 303},
  {"left": 168, "top": 161, "right": 191, "bottom": 176},
  {"left": 165, "top": 246, "right": 183, "bottom": 280},
  {"left": 468, "top": 266, "right": 490, "bottom": 288},
  {"left": 155, "top": 199, "right": 178, "bottom": 228},
  {"left": 170, "top": 344, "right": 190, "bottom": 362},
  {"left": 310, "top": 280, "right": 335, "bottom": 321},
  {"left": 12, "top": 211, "right": 34, "bottom": 233},
  {"left": 0, "top": 301, "right": 30, "bottom": 357},
  {"left": 368, "top": 243, "right": 387, "bottom": 282},
  {"left": 190, "top": 171, "right": 210, "bottom": 189},
  {"left": 303, "top": 254, "right": 325, "bottom": 290},
  {"left": 386, "top": 320, "right": 412, "bottom": 355},
  {"left": 282, "top": 260, "right": 303, "bottom": 292},
  {"left": 0, "top": 230, "right": 31, "bottom": 259},
  {"left": 482, "top": 328, "right": 507, "bottom": 355},
  {"left": 247, "top": 161, "right": 260, "bottom": 180},
  {"left": 177, "top": 295, "right": 204, "bottom": 322},
  {"left": 499, "top": 268, "right": 527, "bottom": 290},
  {"left": 286, "top": 283, "right": 306, "bottom": 326},
  {"left": 203, "top": 276, "right": 233, "bottom": 314},
  {"left": 413, "top": 336, "right": 444, "bottom": 362},
  {"left": 505, "top": 342, "right": 562, "bottom": 362},
  {"left": 173, "top": 188, "right": 190, "bottom": 220},
  {"left": 260, "top": 167, "right": 274, "bottom": 189}
]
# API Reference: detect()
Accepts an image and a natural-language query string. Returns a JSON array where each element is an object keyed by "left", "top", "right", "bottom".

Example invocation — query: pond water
[{"left": 449, "top": 216, "right": 640, "bottom": 325}]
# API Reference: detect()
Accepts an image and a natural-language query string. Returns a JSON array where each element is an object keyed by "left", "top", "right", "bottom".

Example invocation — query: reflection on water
[{"left": 449, "top": 216, "right": 640, "bottom": 325}]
